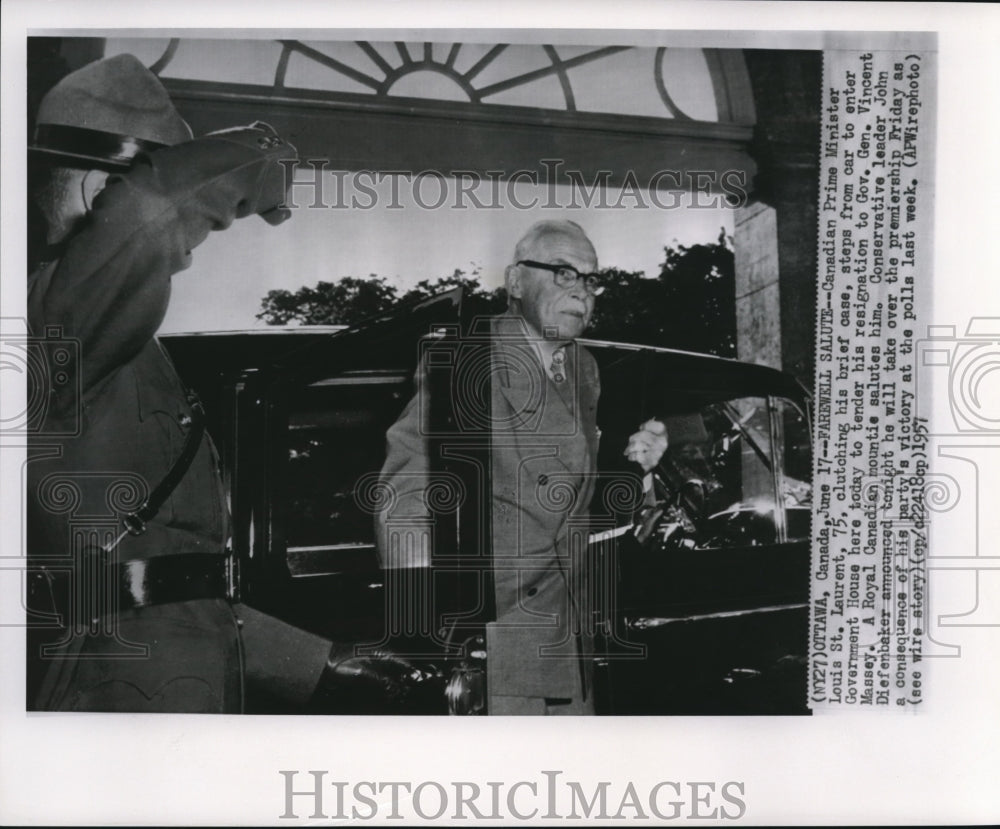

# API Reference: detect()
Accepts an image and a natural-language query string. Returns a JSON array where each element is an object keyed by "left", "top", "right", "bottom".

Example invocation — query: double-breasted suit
[{"left": 378, "top": 313, "right": 601, "bottom": 713}]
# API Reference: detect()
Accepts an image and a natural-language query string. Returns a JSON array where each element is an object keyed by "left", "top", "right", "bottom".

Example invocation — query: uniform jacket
[
  {"left": 28, "top": 127, "right": 294, "bottom": 565},
  {"left": 25, "top": 127, "right": 332, "bottom": 711},
  {"left": 378, "top": 313, "right": 601, "bottom": 703}
]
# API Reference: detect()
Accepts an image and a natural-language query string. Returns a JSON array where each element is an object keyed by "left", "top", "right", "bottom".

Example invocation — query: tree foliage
[
  {"left": 256, "top": 275, "right": 397, "bottom": 325},
  {"left": 257, "top": 231, "right": 735, "bottom": 356},
  {"left": 397, "top": 270, "right": 508, "bottom": 320},
  {"left": 588, "top": 228, "right": 736, "bottom": 357},
  {"left": 257, "top": 268, "right": 506, "bottom": 326}
]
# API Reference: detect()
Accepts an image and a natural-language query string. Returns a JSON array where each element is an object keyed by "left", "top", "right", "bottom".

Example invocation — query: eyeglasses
[{"left": 517, "top": 260, "right": 604, "bottom": 296}]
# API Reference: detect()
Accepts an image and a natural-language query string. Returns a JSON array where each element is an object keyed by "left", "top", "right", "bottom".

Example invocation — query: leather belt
[
  {"left": 117, "top": 553, "right": 228, "bottom": 611},
  {"left": 31, "top": 553, "right": 228, "bottom": 618}
]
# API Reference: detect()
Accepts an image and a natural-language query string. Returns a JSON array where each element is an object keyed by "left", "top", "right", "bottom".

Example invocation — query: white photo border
[{"left": 2, "top": 1, "right": 999, "bottom": 825}]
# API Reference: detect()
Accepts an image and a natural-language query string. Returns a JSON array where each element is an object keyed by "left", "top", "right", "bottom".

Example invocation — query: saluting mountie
[{"left": 26, "top": 53, "right": 422, "bottom": 713}]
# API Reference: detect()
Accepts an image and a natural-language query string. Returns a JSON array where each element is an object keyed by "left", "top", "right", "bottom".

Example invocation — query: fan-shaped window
[{"left": 102, "top": 37, "right": 752, "bottom": 126}]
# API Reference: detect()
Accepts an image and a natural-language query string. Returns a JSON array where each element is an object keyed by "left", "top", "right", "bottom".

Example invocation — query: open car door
[
  {"left": 164, "top": 289, "right": 473, "bottom": 712},
  {"left": 584, "top": 341, "right": 813, "bottom": 714}
]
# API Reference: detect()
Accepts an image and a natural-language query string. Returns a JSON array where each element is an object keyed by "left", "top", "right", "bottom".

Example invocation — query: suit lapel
[
  {"left": 490, "top": 313, "right": 600, "bottom": 503},
  {"left": 574, "top": 345, "right": 600, "bottom": 466},
  {"left": 494, "top": 336, "right": 546, "bottom": 433}
]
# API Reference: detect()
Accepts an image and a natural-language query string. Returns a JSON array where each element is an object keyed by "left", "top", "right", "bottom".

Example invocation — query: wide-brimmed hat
[{"left": 30, "top": 53, "right": 192, "bottom": 168}]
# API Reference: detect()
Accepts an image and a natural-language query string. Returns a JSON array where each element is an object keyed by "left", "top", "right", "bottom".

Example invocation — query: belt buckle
[{"left": 122, "top": 511, "right": 147, "bottom": 537}]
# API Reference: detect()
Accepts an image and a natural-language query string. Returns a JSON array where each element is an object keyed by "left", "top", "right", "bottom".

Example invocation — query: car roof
[
  {"left": 580, "top": 338, "right": 809, "bottom": 404},
  {"left": 160, "top": 288, "right": 808, "bottom": 406}
]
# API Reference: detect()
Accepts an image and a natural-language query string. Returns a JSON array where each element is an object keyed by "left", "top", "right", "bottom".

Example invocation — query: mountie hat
[{"left": 30, "top": 53, "right": 193, "bottom": 168}]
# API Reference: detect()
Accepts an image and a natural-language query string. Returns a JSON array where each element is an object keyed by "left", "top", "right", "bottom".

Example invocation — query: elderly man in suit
[
  {"left": 377, "top": 220, "right": 667, "bottom": 714},
  {"left": 26, "top": 53, "right": 417, "bottom": 712}
]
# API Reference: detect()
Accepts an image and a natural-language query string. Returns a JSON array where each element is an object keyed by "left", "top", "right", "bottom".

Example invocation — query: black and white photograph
[
  {"left": 20, "top": 31, "right": 822, "bottom": 718},
  {"left": 1, "top": 1, "right": 998, "bottom": 825}
]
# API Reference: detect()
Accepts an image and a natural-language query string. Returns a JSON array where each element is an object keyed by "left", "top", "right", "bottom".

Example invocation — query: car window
[
  {"left": 637, "top": 394, "right": 811, "bottom": 550},
  {"left": 775, "top": 396, "right": 813, "bottom": 540},
  {"left": 282, "top": 371, "right": 411, "bottom": 574}
]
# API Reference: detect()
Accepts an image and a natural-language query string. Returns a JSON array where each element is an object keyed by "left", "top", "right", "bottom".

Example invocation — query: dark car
[{"left": 162, "top": 288, "right": 812, "bottom": 715}]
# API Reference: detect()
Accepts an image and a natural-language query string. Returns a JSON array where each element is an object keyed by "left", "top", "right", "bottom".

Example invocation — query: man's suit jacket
[{"left": 378, "top": 313, "right": 601, "bottom": 704}]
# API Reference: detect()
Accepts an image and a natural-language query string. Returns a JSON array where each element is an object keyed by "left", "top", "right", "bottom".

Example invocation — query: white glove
[{"left": 624, "top": 419, "right": 669, "bottom": 472}]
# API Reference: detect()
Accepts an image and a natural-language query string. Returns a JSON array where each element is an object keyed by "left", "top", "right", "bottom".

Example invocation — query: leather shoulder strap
[{"left": 120, "top": 389, "right": 206, "bottom": 537}]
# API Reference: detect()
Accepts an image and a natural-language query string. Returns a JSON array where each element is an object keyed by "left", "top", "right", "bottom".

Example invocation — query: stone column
[{"left": 736, "top": 50, "right": 823, "bottom": 389}]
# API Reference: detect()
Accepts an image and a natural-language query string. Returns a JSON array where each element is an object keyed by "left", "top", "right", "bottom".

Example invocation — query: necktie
[{"left": 550, "top": 348, "right": 566, "bottom": 383}]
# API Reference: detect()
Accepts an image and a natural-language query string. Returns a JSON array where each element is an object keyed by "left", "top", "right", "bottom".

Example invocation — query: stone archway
[{"left": 30, "top": 36, "right": 820, "bottom": 387}]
